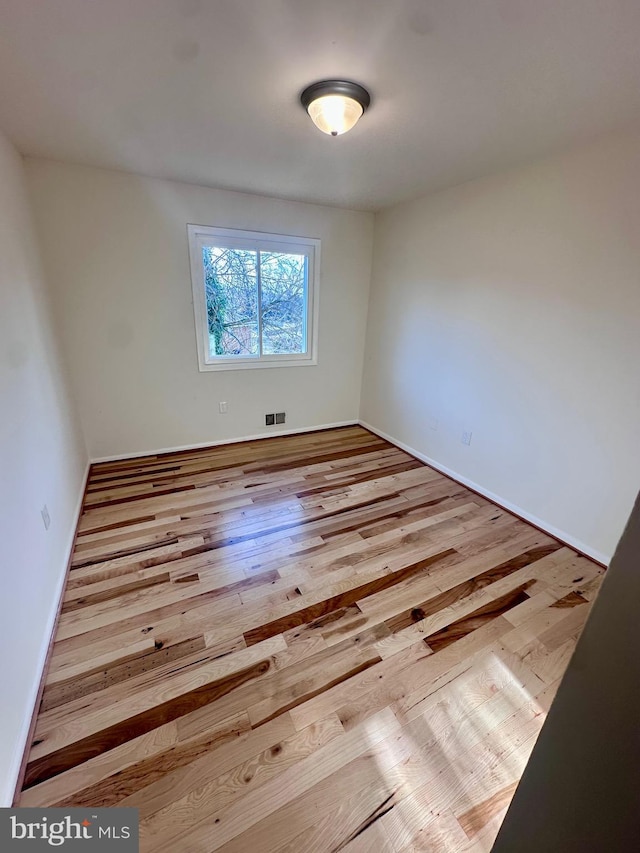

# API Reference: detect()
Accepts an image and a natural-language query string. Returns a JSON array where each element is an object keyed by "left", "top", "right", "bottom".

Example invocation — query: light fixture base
[{"left": 300, "top": 80, "right": 371, "bottom": 113}]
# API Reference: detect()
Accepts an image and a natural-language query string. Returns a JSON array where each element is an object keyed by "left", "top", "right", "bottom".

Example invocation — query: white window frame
[{"left": 187, "top": 224, "right": 320, "bottom": 371}]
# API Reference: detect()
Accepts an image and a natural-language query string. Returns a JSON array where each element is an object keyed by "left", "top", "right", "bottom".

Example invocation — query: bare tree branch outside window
[{"left": 203, "top": 247, "right": 306, "bottom": 357}]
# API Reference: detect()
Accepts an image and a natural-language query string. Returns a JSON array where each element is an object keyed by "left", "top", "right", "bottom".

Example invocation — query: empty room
[{"left": 1, "top": 1, "right": 639, "bottom": 850}]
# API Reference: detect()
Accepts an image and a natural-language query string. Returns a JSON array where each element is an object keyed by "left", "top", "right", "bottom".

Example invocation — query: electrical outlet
[
  {"left": 265, "top": 413, "right": 275, "bottom": 426},
  {"left": 461, "top": 431, "right": 472, "bottom": 446},
  {"left": 41, "top": 505, "right": 51, "bottom": 530},
  {"left": 219, "top": 401, "right": 228, "bottom": 414},
  {"left": 275, "top": 412, "right": 286, "bottom": 425}
]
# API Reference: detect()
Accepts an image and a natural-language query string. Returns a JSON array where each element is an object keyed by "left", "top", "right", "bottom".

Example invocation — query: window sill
[{"left": 197, "top": 356, "right": 318, "bottom": 372}]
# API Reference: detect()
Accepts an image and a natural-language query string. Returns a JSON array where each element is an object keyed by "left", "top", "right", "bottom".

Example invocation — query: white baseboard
[
  {"left": 7, "top": 458, "right": 91, "bottom": 806},
  {"left": 91, "top": 420, "right": 359, "bottom": 464},
  {"left": 359, "top": 420, "right": 609, "bottom": 567}
]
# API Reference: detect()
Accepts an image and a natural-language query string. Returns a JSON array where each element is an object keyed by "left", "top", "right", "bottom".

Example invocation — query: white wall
[
  {"left": 0, "top": 133, "right": 87, "bottom": 804},
  {"left": 25, "top": 160, "right": 374, "bottom": 460},
  {"left": 361, "top": 132, "right": 640, "bottom": 563}
]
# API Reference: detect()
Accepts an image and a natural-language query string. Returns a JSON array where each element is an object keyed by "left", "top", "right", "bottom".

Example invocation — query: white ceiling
[{"left": 1, "top": 0, "right": 640, "bottom": 210}]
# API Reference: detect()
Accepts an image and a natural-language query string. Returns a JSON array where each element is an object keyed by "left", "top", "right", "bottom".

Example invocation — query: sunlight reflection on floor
[{"left": 358, "top": 649, "right": 548, "bottom": 851}]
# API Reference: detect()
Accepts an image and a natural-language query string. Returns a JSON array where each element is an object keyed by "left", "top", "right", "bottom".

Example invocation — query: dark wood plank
[
  {"left": 25, "top": 659, "right": 273, "bottom": 788},
  {"left": 385, "top": 544, "right": 562, "bottom": 633},
  {"left": 424, "top": 583, "right": 535, "bottom": 652},
  {"left": 61, "top": 572, "right": 172, "bottom": 613},
  {"left": 41, "top": 636, "right": 207, "bottom": 712},
  {"left": 242, "top": 548, "right": 457, "bottom": 646}
]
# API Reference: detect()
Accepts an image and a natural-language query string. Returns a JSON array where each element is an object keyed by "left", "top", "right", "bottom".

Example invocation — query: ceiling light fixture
[{"left": 300, "top": 80, "right": 371, "bottom": 137}]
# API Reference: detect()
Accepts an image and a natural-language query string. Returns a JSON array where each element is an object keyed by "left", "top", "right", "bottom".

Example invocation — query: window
[{"left": 187, "top": 224, "right": 320, "bottom": 371}]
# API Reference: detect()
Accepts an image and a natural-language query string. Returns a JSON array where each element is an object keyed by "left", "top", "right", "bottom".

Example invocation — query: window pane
[
  {"left": 259, "top": 252, "right": 307, "bottom": 355},
  {"left": 203, "top": 247, "right": 258, "bottom": 357}
]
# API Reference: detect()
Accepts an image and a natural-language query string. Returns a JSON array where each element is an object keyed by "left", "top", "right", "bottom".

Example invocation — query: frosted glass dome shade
[{"left": 307, "top": 94, "right": 364, "bottom": 136}]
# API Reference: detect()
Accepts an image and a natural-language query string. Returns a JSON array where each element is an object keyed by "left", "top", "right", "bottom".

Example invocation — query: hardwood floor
[{"left": 19, "top": 426, "right": 604, "bottom": 851}]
